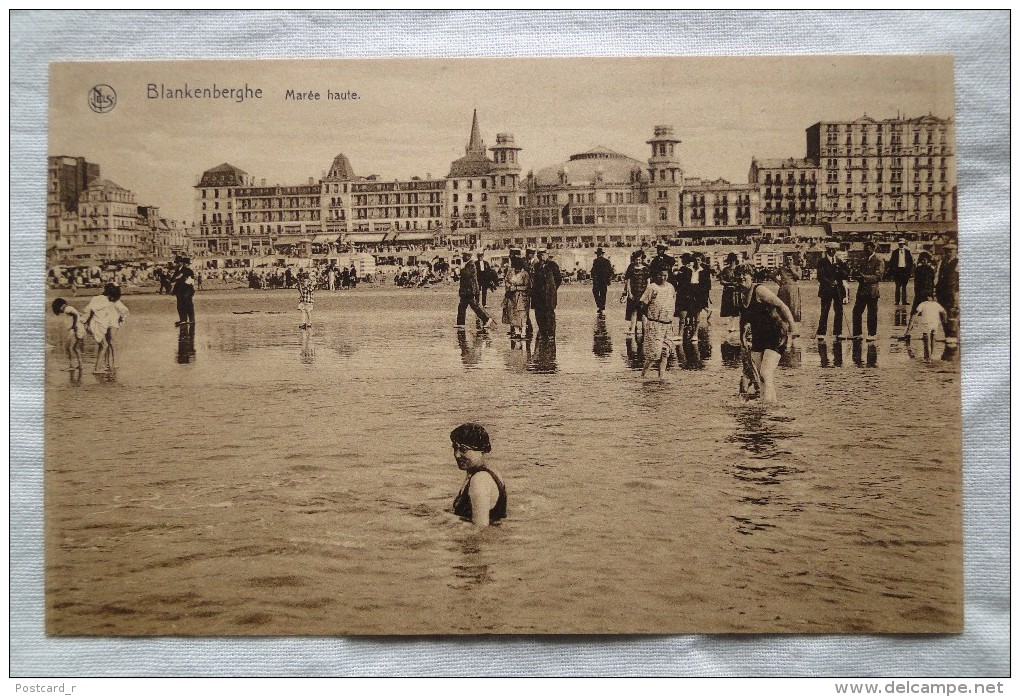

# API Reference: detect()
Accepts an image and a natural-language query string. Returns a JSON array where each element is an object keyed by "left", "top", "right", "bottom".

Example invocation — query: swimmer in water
[{"left": 450, "top": 422, "right": 507, "bottom": 526}]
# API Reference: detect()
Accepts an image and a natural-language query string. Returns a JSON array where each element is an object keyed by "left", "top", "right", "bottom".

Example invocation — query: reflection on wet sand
[
  {"left": 817, "top": 338, "right": 844, "bottom": 368},
  {"left": 592, "top": 316, "right": 613, "bottom": 358},
  {"left": 852, "top": 340, "right": 879, "bottom": 368},
  {"left": 528, "top": 336, "right": 557, "bottom": 374},
  {"left": 457, "top": 328, "right": 490, "bottom": 367},
  {"left": 300, "top": 327, "right": 315, "bottom": 365},
  {"left": 624, "top": 336, "right": 643, "bottom": 370},
  {"left": 176, "top": 323, "right": 196, "bottom": 364}
]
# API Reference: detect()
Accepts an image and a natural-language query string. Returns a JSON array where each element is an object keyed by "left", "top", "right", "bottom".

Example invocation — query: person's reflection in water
[
  {"left": 852, "top": 340, "right": 878, "bottom": 368},
  {"left": 675, "top": 336, "right": 704, "bottom": 370},
  {"left": 894, "top": 307, "right": 909, "bottom": 329},
  {"left": 696, "top": 324, "right": 712, "bottom": 361},
  {"left": 941, "top": 343, "right": 959, "bottom": 362},
  {"left": 457, "top": 328, "right": 485, "bottom": 367},
  {"left": 300, "top": 326, "right": 315, "bottom": 365},
  {"left": 817, "top": 338, "right": 836, "bottom": 368},
  {"left": 624, "top": 335, "right": 643, "bottom": 370},
  {"left": 592, "top": 315, "right": 613, "bottom": 358},
  {"left": 176, "top": 322, "right": 196, "bottom": 364},
  {"left": 778, "top": 339, "right": 802, "bottom": 369},
  {"left": 720, "top": 339, "right": 743, "bottom": 368},
  {"left": 529, "top": 335, "right": 557, "bottom": 374}
]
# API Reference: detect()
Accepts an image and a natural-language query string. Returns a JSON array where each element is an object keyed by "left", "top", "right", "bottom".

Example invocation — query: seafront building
[
  {"left": 47, "top": 156, "right": 194, "bottom": 265},
  {"left": 50, "top": 110, "right": 957, "bottom": 266}
]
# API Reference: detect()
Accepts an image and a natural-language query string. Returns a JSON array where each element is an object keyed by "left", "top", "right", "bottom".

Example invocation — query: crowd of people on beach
[{"left": 49, "top": 238, "right": 960, "bottom": 528}]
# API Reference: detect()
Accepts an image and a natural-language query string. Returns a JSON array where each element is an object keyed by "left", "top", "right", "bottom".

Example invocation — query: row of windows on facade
[
  {"left": 819, "top": 146, "right": 951, "bottom": 158},
  {"left": 823, "top": 157, "right": 949, "bottom": 170},
  {"left": 824, "top": 124, "right": 948, "bottom": 140},
  {"left": 222, "top": 218, "right": 446, "bottom": 236},
  {"left": 522, "top": 209, "right": 649, "bottom": 226},
  {"left": 825, "top": 170, "right": 949, "bottom": 183}
]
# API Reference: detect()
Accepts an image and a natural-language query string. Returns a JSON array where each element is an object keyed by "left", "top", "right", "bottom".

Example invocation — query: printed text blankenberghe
[{"left": 147, "top": 83, "right": 263, "bottom": 103}]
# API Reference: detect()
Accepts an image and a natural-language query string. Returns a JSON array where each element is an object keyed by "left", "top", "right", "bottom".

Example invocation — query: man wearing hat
[
  {"left": 475, "top": 250, "right": 499, "bottom": 307},
  {"left": 935, "top": 242, "right": 959, "bottom": 343},
  {"left": 888, "top": 238, "right": 914, "bottom": 306},
  {"left": 589, "top": 247, "right": 614, "bottom": 314},
  {"left": 852, "top": 240, "right": 886, "bottom": 341},
  {"left": 169, "top": 256, "right": 196, "bottom": 327},
  {"left": 457, "top": 251, "right": 494, "bottom": 329},
  {"left": 816, "top": 243, "right": 849, "bottom": 338},
  {"left": 531, "top": 248, "right": 561, "bottom": 338},
  {"left": 648, "top": 242, "right": 677, "bottom": 284}
]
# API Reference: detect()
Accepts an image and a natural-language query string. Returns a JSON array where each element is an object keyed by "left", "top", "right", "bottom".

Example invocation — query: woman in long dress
[{"left": 502, "top": 256, "right": 532, "bottom": 341}]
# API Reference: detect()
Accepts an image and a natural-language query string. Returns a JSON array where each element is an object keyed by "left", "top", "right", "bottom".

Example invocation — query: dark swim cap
[{"left": 450, "top": 423, "right": 492, "bottom": 453}]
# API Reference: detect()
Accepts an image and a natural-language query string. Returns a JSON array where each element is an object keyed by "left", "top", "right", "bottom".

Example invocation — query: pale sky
[{"left": 49, "top": 56, "right": 955, "bottom": 222}]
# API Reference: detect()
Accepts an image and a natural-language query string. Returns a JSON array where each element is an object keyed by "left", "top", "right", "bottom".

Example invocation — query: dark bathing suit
[
  {"left": 740, "top": 284, "right": 788, "bottom": 354},
  {"left": 453, "top": 466, "right": 507, "bottom": 523}
]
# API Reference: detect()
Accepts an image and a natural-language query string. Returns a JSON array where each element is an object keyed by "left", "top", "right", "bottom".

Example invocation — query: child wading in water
[
  {"left": 52, "top": 298, "right": 85, "bottom": 371},
  {"left": 297, "top": 270, "right": 314, "bottom": 329},
  {"left": 904, "top": 292, "right": 948, "bottom": 359},
  {"left": 639, "top": 266, "right": 677, "bottom": 380},
  {"left": 83, "top": 283, "right": 129, "bottom": 373}
]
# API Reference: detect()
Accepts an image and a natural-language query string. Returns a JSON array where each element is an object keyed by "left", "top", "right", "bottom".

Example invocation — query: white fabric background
[{"left": 10, "top": 10, "right": 1009, "bottom": 677}]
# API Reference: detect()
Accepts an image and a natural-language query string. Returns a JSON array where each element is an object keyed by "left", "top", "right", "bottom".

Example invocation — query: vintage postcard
[{"left": 45, "top": 56, "right": 962, "bottom": 635}]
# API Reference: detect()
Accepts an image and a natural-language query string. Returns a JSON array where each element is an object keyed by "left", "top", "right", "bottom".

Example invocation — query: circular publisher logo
[{"left": 88, "top": 84, "right": 117, "bottom": 113}]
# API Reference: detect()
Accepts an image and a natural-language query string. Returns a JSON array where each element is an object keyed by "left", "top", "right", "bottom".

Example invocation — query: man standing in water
[
  {"left": 816, "top": 243, "right": 848, "bottom": 339},
  {"left": 531, "top": 249, "right": 562, "bottom": 338},
  {"left": 888, "top": 237, "right": 914, "bottom": 306},
  {"left": 852, "top": 240, "right": 885, "bottom": 341},
  {"left": 935, "top": 242, "right": 959, "bottom": 345},
  {"left": 169, "top": 256, "right": 196, "bottom": 327},
  {"left": 589, "top": 247, "right": 614, "bottom": 314},
  {"left": 456, "top": 251, "right": 494, "bottom": 329}
]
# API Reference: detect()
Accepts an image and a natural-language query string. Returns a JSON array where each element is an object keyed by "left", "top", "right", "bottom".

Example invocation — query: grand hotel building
[{"left": 192, "top": 111, "right": 956, "bottom": 256}]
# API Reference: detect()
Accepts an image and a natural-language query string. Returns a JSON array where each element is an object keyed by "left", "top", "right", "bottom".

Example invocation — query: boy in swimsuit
[{"left": 450, "top": 423, "right": 507, "bottom": 527}]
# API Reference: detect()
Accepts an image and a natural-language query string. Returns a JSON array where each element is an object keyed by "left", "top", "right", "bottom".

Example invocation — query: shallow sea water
[{"left": 45, "top": 282, "right": 962, "bottom": 635}]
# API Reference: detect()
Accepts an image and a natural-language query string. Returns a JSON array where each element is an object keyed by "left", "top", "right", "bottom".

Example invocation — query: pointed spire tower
[
  {"left": 466, "top": 108, "right": 486, "bottom": 157},
  {"left": 448, "top": 108, "right": 494, "bottom": 178}
]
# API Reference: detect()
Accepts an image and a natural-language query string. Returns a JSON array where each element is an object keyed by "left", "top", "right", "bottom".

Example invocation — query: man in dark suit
[
  {"left": 888, "top": 238, "right": 914, "bottom": 305},
  {"left": 852, "top": 240, "right": 886, "bottom": 340},
  {"left": 457, "top": 251, "right": 494, "bottom": 328},
  {"left": 935, "top": 242, "right": 959, "bottom": 343},
  {"left": 531, "top": 249, "right": 561, "bottom": 338},
  {"left": 648, "top": 242, "right": 677, "bottom": 285},
  {"left": 589, "top": 247, "right": 614, "bottom": 313},
  {"left": 816, "top": 243, "right": 849, "bottom": 338},
  {"left": 475, "top": 250, "right": 498, "bottom": 307}
]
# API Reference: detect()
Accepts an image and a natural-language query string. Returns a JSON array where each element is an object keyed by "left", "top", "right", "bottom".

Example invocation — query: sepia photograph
[{"left": 41, "top": 55, "right": 966, "bottom": 637}]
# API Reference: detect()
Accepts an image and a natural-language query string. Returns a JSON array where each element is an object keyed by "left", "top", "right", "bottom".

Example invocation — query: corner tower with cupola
[{"left": 646, "top": 125, "right": 684, "bottom": 232}]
